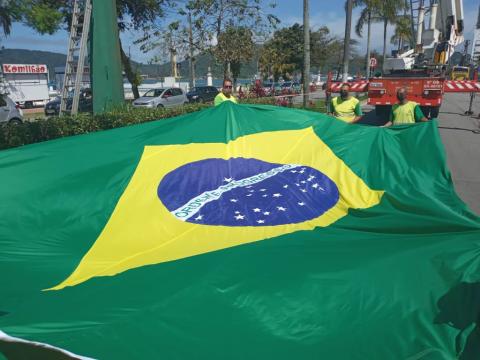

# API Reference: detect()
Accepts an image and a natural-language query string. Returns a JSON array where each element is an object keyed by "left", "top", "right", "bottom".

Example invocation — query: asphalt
[
  {"left": 436, "top": 93, "right": 480, "bottom": 215},
  {"left": 358, "top": 93, "right": 480, "bottom": 215}
]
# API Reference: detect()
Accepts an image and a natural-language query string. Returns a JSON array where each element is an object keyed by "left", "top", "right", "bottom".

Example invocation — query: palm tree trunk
[
  {"left": 382, "top": 18, "right": 388, "bottom": 67},
  {"left": 342, "top": 0, "right": 353, "bottom": 82},
  {"left": 365, "top": 10, "right": 372, "bottom": 78},
  {"left": 303, "top": 0, "right": 310, "bottom": 107}
]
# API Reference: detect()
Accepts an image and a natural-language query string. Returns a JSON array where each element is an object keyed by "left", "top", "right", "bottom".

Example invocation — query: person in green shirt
[
  {"left": 384, "top": 87, "right": 428, "bottom": 126},
  {"left": 329, "top": 84, "right": 363, "bottom": 123},
  {"left": 214, "top": 79, "right": 238, "bottom": 106}
]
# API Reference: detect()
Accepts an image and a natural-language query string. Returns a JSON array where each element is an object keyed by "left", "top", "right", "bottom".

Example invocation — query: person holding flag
[
  {"left": 329, "top": 83, "right": 363, "bottom": 123},
  {"left": 214, "top": 78, "right": 238, "bottom": 106},
  {"left": 383, "top": 87, "right": 428, "bottom": 126}
]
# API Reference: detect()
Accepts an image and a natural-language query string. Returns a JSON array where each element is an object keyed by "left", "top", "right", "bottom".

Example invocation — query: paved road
[
  {"left": 358, "top": 93, "right": 480, "bottom": 214},
  {"left": 437, "top": 93, "right": 480, "bottom": 215}
]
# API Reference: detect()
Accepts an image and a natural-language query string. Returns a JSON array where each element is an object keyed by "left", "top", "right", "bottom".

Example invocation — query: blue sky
[{"left": 1, "top": 0, "right": 478, "bottom": 64}]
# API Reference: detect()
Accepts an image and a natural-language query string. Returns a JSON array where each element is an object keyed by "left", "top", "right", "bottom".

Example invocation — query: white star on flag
[
  {"left": 230, "top": 199, "right": 238, "bottom": 202},
  {"left": 235, "top": 214, "right": 245, "bottom": 220},
  {"left": 263, "top": 212, "right": 270, "bottom": 215},
  {"left": 277, "top": 206, "right": 287, "bottom": 211},
  {"left": 253, "top": 208, "right": 261, "bottom": 213},
  {"left": 257, "top": 220, "right": 265, "bottom": 224},
  {"left": 312, "top": 183, "right": 319, "bottom": 188},
  {"left": 224, "top": 177, "right": 233, "bottom": 183},
  {"left": 272, "top": 193, "right": 282, "bottom": 198},
  {"left": 298, "top": 202, "right": 305, "bottom": 206},
  {"left": 194, "top": 215, "right": 203, "bottom": 220}
]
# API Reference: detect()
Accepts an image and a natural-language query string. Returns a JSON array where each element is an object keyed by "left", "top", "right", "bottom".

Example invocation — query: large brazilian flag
[{"left": 1, "top": 102, "right": 479, "bottom": 359}]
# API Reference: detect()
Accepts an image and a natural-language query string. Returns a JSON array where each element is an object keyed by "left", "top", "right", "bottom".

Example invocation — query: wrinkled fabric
[{"left": 0, "top": 102, "right": 479, "bottom": 360}]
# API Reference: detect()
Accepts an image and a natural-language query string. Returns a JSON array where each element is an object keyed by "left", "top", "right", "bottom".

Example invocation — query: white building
[{"left": 0, "top": 64, "right": 50, "bottom": 108}]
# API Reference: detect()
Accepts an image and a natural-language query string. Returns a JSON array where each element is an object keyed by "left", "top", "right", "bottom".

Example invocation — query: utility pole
[
  {"left": 343, "top": 0, "right": 353, "bottom": 82},
  {"left": 303, "top": 0, "right": 310, "bottom": 108},
  {"left": 188, "top": 11, "right": 196, "bottom": 88}
]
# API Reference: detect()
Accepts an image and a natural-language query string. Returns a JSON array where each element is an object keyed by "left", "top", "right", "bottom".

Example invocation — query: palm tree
[
  {"left": 0, "top": 2, "right": 16, "bottom": 36},
  {"left": 390, "top": 16, "right": 412, "bottom": 52},
  {"left": 354, "top": 0, "right": 408, "bottom": 74},
  {"left": 378, "top": 0, "right": 408, "bottom": 65},
  {"left": 353, "top": 0, "right": 381, "bottom": 78}
]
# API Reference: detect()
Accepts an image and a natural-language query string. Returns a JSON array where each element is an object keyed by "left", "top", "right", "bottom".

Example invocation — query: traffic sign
[{"left": 369, "top": 57, "right": 377, "bottom": 68}]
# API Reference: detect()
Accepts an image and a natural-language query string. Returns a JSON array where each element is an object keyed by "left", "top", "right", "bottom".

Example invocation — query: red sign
[
  {"left": 369, "top": 57, "right": 377, "bottom": 68},
  {"left": 2, "top": 64, "right": 48, "bottom": 74}
]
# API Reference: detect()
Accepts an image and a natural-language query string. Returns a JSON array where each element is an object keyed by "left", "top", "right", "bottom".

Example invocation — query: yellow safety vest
[
  {"left": 392, "top": 101, "right": 417, "bottom": 125},
  {"left": 331, "top": 96, "right": 360, "bottom": 122},
  {"left": 214, "top": 92, "right": 238, "bottom": 106}
]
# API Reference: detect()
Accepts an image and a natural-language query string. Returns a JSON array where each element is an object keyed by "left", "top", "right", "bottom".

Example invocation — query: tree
[
  {"left": 390, "top": 16, "right": 412, "bottom": 52},
  {"left": 0, "top": 1, "right": 28, "bottom": 36},
  {"left": 135, "top": 0, "right": 279, "bottom": 87},
  {"left": 353, "top": 0, "right": 407, "bottom": 71},
  {"left": 378, "top": 0, "right": 408, "bottom": 65},
  {"left": 303, "top": 0, "right": 310, "bottom": 107},
  {"left": 186, "top": 0, "right": 279, "bottom": 40},
  {"left": 214, "top": 26, "right": 254, "bottom": 85},
  {"left": 260, "top": 24, "right": 351, "bottom": 81},
  {"left": 353, "top": 0, "right": 381, "bottom": 78},
  {"left": 7, "top": 0, "right": 173, "bottom": 99},
  {"left": 259, "top": 24, "right": 303, "bottom": 81}
]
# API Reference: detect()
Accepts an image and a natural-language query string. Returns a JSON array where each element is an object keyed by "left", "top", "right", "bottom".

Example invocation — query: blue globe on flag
[{"left": 158, "top": 157, "right": 340, "bottom": 226}]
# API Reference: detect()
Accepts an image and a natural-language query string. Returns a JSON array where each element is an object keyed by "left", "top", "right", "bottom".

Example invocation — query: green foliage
[
  {"left": 390, "top": 16, "right": 413, "bottom": 49},
  {"left": 214, "top": 26, "right": 255, "bottom": 80},
  {"left": 0, "top": 99, "right": 277, "bottom": 150},
  {"left": 259, "top": 24, "right": 303, "bottom": 80},
  {"left": 183, "top": 0, "right": 279, "bottom": 39},
  {"left": 353, "top": 0, "right": 409, "bottom": 60},
  {"left": 23, "top": 2, "right": 64, "bottom": 34},
  {"left": 259, "top": 24, "right": 356, "bottom": 80},
  {"left": 0, "top": 0, "right": 23, "bottom": 36}
]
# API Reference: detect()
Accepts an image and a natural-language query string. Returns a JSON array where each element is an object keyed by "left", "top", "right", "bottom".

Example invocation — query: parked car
[
  {"left": 44, "top": 89, "right": 93, "bottom": 116},
  {"left": 186, "top": 86, "right": 219, "bottom": 103},
  {"left": 132, "top": 88, "right": 188, "bottom": 108},
  {"left": 0, "top": 94, "right": 23, "bottom": 124},
  {"left": 281, "top": 81, "right": 301, "bottom": 94}
]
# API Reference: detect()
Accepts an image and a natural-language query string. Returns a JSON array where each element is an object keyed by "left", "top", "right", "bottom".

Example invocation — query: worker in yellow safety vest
[
  {"left": 329, "top": 83, "right": 362, "bottom": 123},
  {"left": 214, "top": 78, "right": 238, "bottom": 106},
  {"left": 384, "top": 87, "right": 428, "bottom": 126}
]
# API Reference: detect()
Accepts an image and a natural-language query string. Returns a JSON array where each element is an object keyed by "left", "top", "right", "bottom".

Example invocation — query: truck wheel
[
  {"left": 24, "top": 101, "right": 33, "bottom": 109},
  {"left": 375, "top": 105, "right": 391, "bottom": 120}
]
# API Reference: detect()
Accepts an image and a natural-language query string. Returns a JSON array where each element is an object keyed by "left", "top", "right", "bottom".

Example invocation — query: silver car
[
  {"left": 132, "top": 88, "right": 188, "bottom": 109},
  {"left": 0, "top": 94, "right": 23, "bottom": 124}
]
